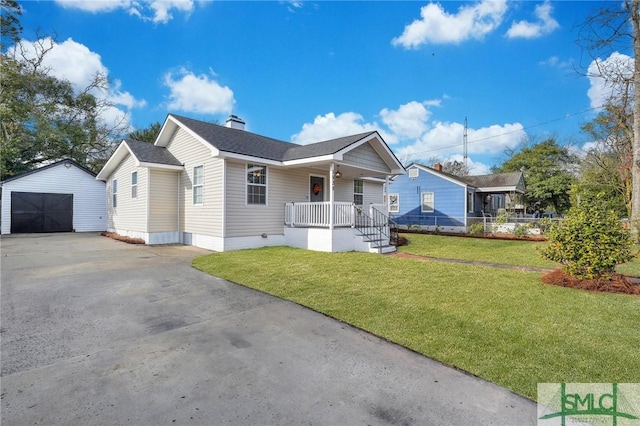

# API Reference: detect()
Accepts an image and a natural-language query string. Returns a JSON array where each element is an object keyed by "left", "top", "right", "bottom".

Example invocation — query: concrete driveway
[{"left": 1, "top": 233, "right": 536, "bottom": 425}]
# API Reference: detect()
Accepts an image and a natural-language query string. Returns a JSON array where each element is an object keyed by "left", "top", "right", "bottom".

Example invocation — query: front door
[{"left": 310, "top": 176, "right": 325, "bottom": 202}]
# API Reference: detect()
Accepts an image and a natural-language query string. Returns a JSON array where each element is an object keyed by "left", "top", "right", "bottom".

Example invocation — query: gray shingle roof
[
  {"left": 461, "top": 172, "right": 523, "bottom": 189},
  {"left": 125, "top": 139, "right": 181, "bottom": 166},
  {"left": 1, "top": 159, "right": 96, "bottom": 183},
  {"left": 170, "top": 114, "right": 375, "bottom": 161}
]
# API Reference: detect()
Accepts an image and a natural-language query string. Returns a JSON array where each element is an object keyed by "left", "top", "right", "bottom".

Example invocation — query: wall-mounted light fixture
[{"left": 334, "top": 165, "right": 342, "bottom": 179}]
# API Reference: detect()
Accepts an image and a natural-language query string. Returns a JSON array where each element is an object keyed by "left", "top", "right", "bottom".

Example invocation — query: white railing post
[{"left": 292, "top": 202, "right": 297, "bottom": 227}]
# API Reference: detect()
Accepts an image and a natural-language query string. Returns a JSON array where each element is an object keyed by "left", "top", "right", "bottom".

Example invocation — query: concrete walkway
[{"left": 1, "top": 233, "right": 537, "bottom": 425}]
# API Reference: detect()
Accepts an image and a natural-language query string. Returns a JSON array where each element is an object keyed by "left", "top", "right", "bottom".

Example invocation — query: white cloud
[
  {"left": 392, "top": 0, "right": 508, "bottom": 48},
  {"left": 292, "top": 99, "right": 524, "bottom": 175},
  {"left": 55, "top": 0, "right": 132, "bottom": 13},
  {"left": 15, "top": 37, "right": 106, "bottom": 91},
  {"left": 11, "top": 37, "right": 144, "bottom": 130},
  {"left": 110, "top": 80, "right": 147, "bottom": 109},
  {"left": 539, "top": 55, "right": 571, "bottom": 69},
  {"left": 445, "top": 154, "right": 491, "bottom": 176},
  {"left": 380, "top": 101, "right": 433, "bottom": 139},
  {"left": 291, "top": 112, "right": 395, "bottom": 145},
  {"left": 395, "top": 121, "right": 525, "bottom": 162},
  {"left": 147, "top": 0, "right": 194, "bottom": 24},
  {"left": 55, "top": 0, "right": 194, "bottom": 23},
  {"left": 587, "top": 52, "right": 634, "bottom": 109},
  {"left": 163, "top": 68, "right": 235, "bottom": 115},
  {"left": 506, "top": 0, "right": 559, "bottom": 39}
]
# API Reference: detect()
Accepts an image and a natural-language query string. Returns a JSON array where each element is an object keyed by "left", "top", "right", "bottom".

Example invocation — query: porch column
[
  {"left": 385, "top": 175, "right": 390, "bottom": 211},
  {"left": 329, "top": 163, "right": 335, "bottom": 230}
]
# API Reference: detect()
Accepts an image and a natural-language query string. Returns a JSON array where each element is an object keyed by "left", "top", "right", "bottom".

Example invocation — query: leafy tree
[
  {"left": 493, "top": 138, "right": 578, "bottom": 214},
  {"left": 578, "top": 0, "right": 640, "bottom": 232},
  {"left": 578, "top": 105, "right": 631, "bottom": 217},
  {"left": 128, "top": 122, "right": 162, "bottom": 143},
  {"left": 0, "top": 0, "right": 22, "bottom": 50},
  {"left": 540, "top": 194, "right": 635, "bottom": 279},
  {"left": 1, "top": 36, "right": 127, "bottom": 179}
]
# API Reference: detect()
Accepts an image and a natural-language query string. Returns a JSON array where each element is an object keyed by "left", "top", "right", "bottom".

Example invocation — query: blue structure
[{"left": 388, "top": 163, "right": 525, "bottom": 230}]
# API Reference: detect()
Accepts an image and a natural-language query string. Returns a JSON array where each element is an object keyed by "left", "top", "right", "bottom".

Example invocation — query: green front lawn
[
  {"left": 398, "top": 233, "right": 640, "bottom": 276},
  {"left": 398, "top": 233, "right": 559, "bottom": 269},
  {"left": 193, "top": 246, "right": 640, "bottom": 401}
]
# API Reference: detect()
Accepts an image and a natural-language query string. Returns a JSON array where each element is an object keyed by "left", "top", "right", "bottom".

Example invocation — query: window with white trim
[
  {"left": 388, "top": 193, "right": 399, "bottom": 213},
  {"left": 421, "top": 192, "right": 434, "bottom": 213},
  {"left": 112, "top": 179, "right": 118, "bottom": 208},
  {"left": 247, "top": 164, "right": 267, "bottom": 205},
  {"left": 131, "top": 171, "right": 138, "bottom": 199},
  {"left": 353, "top": 179, "right": 364, "bottom": 205},
  {"left": 193, "top": 165, "right": 203, "bottom": 205},
  {"left": 467, "top": 190, "right": 474, "bottom": 213}
]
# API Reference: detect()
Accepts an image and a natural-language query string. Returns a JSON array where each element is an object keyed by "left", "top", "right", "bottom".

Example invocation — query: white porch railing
[{"left": 285, "top": 202, "right": 355, "bottom": 227}]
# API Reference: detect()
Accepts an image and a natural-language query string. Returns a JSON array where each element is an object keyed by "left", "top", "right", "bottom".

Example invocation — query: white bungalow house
[{"left": 96, "top": 114, "right": 405, "bottom": 253}]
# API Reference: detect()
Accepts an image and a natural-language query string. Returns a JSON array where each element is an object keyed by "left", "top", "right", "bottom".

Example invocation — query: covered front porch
[{"left": 283, "top": 201, "right": 397, "bottom": 253}]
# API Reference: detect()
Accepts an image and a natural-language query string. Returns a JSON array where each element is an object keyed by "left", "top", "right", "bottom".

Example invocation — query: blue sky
[{"left": 14, "top": 0, "right": 633, "bottom": 174}]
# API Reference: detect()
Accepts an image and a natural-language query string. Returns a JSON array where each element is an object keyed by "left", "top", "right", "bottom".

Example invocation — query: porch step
[
  {"left": 375, "top": 244, "right": 397, "bottom": 254},
  {"left": 357, "top": 233, "right": 397, "bottom": 254}
]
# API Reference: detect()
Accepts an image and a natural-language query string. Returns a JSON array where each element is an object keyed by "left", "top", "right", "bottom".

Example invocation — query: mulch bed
[
  {"left": 541, "top": 269, "right": 640, "bottom": 295},
  {"left": 101, "top": 231, "right": 145, "bottom": 245}
]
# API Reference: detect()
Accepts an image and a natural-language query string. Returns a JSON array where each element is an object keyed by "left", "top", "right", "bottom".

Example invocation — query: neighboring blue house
[{"left": 388, "top": 163, "right": 525, "bottom": 231}]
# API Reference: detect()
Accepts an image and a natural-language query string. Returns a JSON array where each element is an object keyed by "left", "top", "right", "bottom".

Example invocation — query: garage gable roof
[{"left": 1, "top": 159, "right": 96, "bottom": 184}]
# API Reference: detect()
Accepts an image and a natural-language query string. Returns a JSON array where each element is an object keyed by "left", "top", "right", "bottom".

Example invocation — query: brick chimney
[
  {"left": 434, "top": 163, "right": 443, "bottom": 172},
  {"left": 225, "top": 115, "right": 245, "bottom": 130}
]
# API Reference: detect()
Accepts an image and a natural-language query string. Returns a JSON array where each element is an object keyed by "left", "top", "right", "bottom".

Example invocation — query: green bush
[
  {"left": 540, "top": 198, "right": 635, "bottom": 279},
  {"left": 513, "top": 223, "right": 531, "bottom": 239},
  {"left": 469, "top": 222, "right": 485, "bottom": 236}
]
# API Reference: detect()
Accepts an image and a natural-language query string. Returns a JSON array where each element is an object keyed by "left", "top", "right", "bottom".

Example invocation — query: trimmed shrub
[{"left": 540, "top": 198, "right": 635, "bottom": 279}]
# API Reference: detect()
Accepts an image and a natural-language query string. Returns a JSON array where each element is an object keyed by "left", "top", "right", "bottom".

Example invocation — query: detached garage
[{"left": 1, "top": 159, "right": 106, "bottom": 234}]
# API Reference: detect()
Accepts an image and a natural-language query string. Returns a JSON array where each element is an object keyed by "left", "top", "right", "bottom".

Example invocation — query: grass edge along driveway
[{"left": 192, "top": 246, "right": 640, "bottom": 401}]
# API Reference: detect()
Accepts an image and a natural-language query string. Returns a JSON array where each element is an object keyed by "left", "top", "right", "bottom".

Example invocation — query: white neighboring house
[
  {"left": 96, "top": 114, "right": 405, "bottom": 253},
  {"left": 1, "top": 159, "right": 107, "bottom": 234}
]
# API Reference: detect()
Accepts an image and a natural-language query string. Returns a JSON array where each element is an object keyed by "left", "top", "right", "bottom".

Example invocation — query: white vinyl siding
[
  {"left": 165, "top": 127, "right": 223, "bottom": 237},
  {"left": 0, "top": 162, "right": 106, "bottom": 234},
  {"left": 421, "top": 192, "right": 435, "bottom": 213},
  {"left": 225, "top": 162, "right": 307, "bottom": 238},
  {"left": 108, "top": 155, "right": 147, "bottom": 232},
  {"left": 148, "top": 169, "right": 179, "bottom": 233},
  {"left": 343, "top": 142, "right": 390, "bottom": 173}
]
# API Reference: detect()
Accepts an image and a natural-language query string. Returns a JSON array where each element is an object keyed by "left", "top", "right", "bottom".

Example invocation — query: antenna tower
[{"left": 463, "top": 116, "right": 468, "bottom": 172}]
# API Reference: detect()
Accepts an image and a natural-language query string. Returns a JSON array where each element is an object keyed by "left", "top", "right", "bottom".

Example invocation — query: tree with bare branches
[
  {"left": 0, "top": 5, "right": 128, "bottom": 179},
  {"left": 578, "top": 0, "right": 640, "bottom": 232}
]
